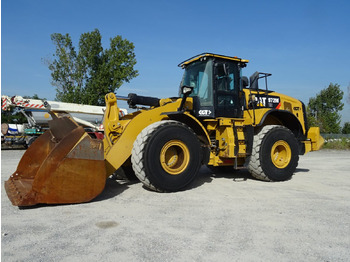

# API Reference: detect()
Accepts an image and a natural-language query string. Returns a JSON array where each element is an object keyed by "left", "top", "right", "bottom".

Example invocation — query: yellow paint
[
  {"left": 242, "top": 89, "right": 308, "bottom": 134},
  {"left": 307, "top": 127, "right": 324, "bottom": 151},
  {"left": 160, "top": 140, "right": 190, "bottom": 175},
  {"left": 180, "top": 53, "right": 249, "bottom": 67},
  {"left": 270, "top": 140, "right": 292, "bottom": 169}
]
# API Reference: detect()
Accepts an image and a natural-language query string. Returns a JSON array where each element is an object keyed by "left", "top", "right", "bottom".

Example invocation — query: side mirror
[
  {"left": 181, "top": 85, "right": 193, "bottom": 96},
  {"left": 178, "top": 85, "right": 193, "bottom": 111},
  {"left": 241, "top": 76, "right": 249, "bottom": 88}
]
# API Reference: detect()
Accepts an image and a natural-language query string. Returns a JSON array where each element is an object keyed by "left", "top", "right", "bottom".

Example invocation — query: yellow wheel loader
[{"left": 5, "top": 53, "right": 324, "bottom": 206}]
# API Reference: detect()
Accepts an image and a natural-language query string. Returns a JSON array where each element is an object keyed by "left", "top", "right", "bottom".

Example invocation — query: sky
[{"left": 1, "top": 0, "right": 350, "bottom": 124}]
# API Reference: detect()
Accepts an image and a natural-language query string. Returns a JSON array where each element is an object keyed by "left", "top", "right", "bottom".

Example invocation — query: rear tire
[
  {"left": 247, "top": 125, "right": 299, "bottom": 181},
  {"left": 131, "top": 120, "right": 202, "bottom": 192}
]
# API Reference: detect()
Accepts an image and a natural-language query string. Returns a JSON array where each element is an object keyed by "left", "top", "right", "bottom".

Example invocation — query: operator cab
[{"left": 179, "top": 53, "right": 248, "bottom": 119}]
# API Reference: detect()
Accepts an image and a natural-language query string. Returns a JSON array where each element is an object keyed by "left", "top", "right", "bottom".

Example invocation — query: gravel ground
[{"left": 1, "top": 149, "right": 350, "bottom": 262}]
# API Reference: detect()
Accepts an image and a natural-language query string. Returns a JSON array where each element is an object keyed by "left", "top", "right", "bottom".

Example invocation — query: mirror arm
[{"left": 178, "top": 86, "right": 193, "bottom": 111}]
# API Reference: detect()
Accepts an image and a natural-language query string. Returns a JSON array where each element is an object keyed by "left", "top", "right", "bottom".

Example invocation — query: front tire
[
  {"left": 131, "top": 120, "right": 202, "bottom": 192},
  {"left": 247, "top": 125, "right": 299, "bottom": 181}
]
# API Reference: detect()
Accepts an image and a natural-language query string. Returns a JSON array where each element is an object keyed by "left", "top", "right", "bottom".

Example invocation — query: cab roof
[{"left": 178, "top": 53, "right": 249, "bottom": 67}]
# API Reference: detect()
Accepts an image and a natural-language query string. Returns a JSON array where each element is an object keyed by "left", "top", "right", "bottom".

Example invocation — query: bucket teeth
[
  {"left": 5, "top": 173, "right": 38, "bottom": 206},
  {"left": 5, "top": 179, "right": 26, "bottom": 206}
]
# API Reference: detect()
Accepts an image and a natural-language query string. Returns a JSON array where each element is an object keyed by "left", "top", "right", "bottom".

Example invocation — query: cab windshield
[{"left": 179, "top": 59, "right": 213, "bottom": 106}]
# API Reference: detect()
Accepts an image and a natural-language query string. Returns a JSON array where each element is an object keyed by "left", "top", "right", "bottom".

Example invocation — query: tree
[
  {"left": 23, "top": 94, "right": 45, "bottom": 100},
  {"left": 307, "top": 83, "right": 344, "bottom": 133},
  {"left": 46, "top": 29, "right": 138, "bottom": 105},
  {"left": 342, "top": 122, "right": 350, "bottom": 134},
  {"left": 1, "top": 108, "right": 27, "bottom": 124}
]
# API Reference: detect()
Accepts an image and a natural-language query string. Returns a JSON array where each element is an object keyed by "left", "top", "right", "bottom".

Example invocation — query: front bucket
[{"left": 4, "top": 116, "right": 106, "bottom": 206}]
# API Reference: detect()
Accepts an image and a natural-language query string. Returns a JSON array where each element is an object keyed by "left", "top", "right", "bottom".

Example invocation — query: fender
[
  {"left": 163, "top": 111, "right": 210, "bottom": 145},
  {"left": 257, "top": 109, "right": 305, "bottom": 140},
  {"left": 163, "top": 111, "right": 211, "bottom": 165}
]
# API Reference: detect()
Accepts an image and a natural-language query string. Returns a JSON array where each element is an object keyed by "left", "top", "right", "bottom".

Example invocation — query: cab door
[{"left": 214, "top": 61, "right": 242, "bottom": 118}]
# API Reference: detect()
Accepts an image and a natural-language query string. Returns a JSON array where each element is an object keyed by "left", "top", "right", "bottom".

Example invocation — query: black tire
[
  {"left": 131, "top": 120, "right": 202, "bottom": 192},
  {"left": 247, "top": 125, "right": 299, "bottom": 181}
]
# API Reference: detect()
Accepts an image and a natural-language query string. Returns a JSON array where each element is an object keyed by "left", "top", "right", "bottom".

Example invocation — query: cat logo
[
  {"left": 255, "top": 95, "right": 280, "bottom": 108},
  {"left": 198, "top": 110, "right": 212, "bottom": 116}
]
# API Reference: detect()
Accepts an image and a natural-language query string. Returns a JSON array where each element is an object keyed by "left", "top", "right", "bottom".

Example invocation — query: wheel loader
[{"left": 5, "top": 53, "right": 324, "bottom": 206}]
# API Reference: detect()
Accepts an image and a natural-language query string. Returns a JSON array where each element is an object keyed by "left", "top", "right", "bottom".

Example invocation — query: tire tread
[
  {"left": 131, "top": 120, "right": 197, "bottom": 192},
  {"left": 247, "top": 125, "right": 298, "bottom": 181}
]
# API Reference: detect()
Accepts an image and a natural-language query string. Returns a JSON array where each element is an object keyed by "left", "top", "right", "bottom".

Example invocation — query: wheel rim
[
  {"left": 160, "top": 140, "right": 190, "bottom": 175},
  {"left": 270, "top": 140, "right": 292, "bottom": 169}
]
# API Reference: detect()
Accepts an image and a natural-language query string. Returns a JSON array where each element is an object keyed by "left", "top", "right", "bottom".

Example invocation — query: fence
[
  {"left": 321, "top": 134, "right": 350, "bottom": 146},
  {"left": 321, "top": 134, "right": 350, "bottom": 139}
]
